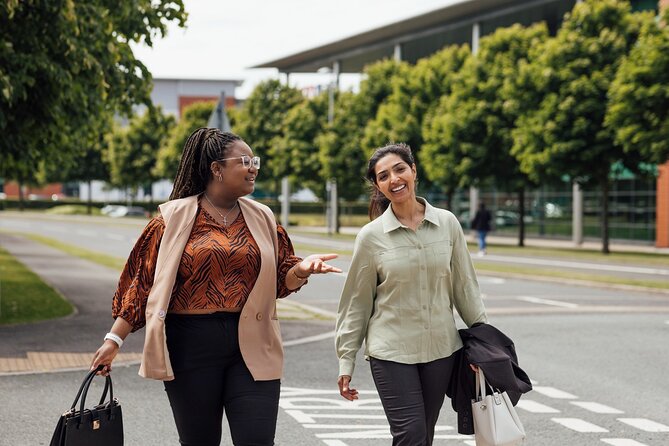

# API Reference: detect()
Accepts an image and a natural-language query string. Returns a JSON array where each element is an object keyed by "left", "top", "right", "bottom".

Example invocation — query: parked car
[{"left": 106, "top": 205, "right": 148, "bottom": 218}]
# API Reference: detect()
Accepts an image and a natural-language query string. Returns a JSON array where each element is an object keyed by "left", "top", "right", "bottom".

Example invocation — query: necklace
[{"left": 204, "top": 194, "right": 238, "bottom": 226}]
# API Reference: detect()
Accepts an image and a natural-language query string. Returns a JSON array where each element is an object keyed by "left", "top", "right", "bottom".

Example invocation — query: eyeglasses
[{"left": 217, "top": 155, "right": 261, "bottom": 170}]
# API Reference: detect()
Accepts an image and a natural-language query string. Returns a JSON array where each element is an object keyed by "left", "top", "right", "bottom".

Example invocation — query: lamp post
[{"left": 319, "top": 62, "right": 340, "bottom": 234}]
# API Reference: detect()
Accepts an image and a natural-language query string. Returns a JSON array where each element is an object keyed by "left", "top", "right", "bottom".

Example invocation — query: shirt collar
[{"left": 381, "top": 197, "right": 441, "bottom": 233}]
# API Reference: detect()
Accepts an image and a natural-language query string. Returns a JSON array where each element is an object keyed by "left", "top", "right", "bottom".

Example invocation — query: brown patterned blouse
[{"left": 112, "top": 206, "right": 303, "bottom": 332}]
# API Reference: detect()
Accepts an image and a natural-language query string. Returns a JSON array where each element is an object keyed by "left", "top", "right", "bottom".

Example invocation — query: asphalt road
[{"left": 1, "top": 213, "right": 668, "bottom": 445}]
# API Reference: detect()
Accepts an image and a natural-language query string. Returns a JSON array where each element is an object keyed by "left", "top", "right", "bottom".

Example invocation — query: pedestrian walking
[
  {"left": 471, "top": 202, "right": 492, "bottom": 256},
  {"left": 334, "top": 142, "right": 488, "bottom": 446},
  {"left": 90, "top": 128, "right": 341, "bottom": 446}
]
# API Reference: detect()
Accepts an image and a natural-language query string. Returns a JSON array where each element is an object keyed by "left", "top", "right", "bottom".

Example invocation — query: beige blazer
[{"left": 138, "top": 194, "right": 282, "bottom": 381}]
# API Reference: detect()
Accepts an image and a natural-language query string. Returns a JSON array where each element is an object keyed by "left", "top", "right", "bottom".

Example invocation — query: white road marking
[
  {"left": 464, "top": 441, "right": 477, "bottom": 446},
  {"left": 516, "top": 296, "right": 579, "bottom": 308},
  {"left": 482, "top": 254, "right": 669, "bottom": 276},
  {"left": 617, "top": 418, "right": 669, "bottom": 432},
  {"left": 601, "top": 439, "right": 650, "bottom": 446},
  {"left": 322, "top": 441, "right": 348, "bottom": 446},
  {"left": 516, "top": 399, "right": 560, "bottom": 413},
  {"left": 281, "top": 387, "right": 474, "bottom": 443},
  {"left": 478, "top": 277, "right": 506, "bottom": 284},
  {"left": 552, "top": 418, "right": 608, "bottom": 433},
  {"left": 571, "top": 401, "right": 623, "bottom": 414},
  {"left": 283, "top": 331, "right": 335, "bottom": 347},
  {"left": 286, "top": 410, "right": 386, "bottom": 423},
  {"left": 532, "top": 386, "right": 578, "bottom": 399}
]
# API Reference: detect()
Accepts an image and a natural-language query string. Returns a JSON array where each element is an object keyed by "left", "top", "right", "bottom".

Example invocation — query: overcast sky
[{"left": 131, "top": 0, "right": 461, "bottom": 97}]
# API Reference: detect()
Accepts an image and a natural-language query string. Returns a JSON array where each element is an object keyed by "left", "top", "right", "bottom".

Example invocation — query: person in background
[
  {"left": 335, "top": 143, "right": 487, "bottom": 446},
  {"left": 91, "top": 128, "right": 341, "bottom": 446},
  {"left": 471, "top": 201, "right": 492, "bottom": 256}
]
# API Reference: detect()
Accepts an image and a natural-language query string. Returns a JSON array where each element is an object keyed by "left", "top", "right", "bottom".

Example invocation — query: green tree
[
  {"left": 0, "top": 1, "right": 187, "bottom": 203},
  {"left": 276, "top": 92, "right": 329, "bottom": 199},
  {"left": 364, "top": 45, "right": 470, "bottom": 187},
  {"left": 232, "top": 79, "right": 304, "bottom": 195},
  {"left": 422, "top": 24, "right": 548, "bottom": 245},
  {"left": 606, "top": 9, "right": 669, "bottom": 165},
  {"left": 154, "top": 101, "right": 215, "bottom": 179},
  {"left": 107, "top": 107, "right": 175, "bottom": 202},
  {"left": 511, "top": 0, "right": 648, "bottom": 253},
  {"left": 318, "top": 60, "right": 405, "bottom": 229}
]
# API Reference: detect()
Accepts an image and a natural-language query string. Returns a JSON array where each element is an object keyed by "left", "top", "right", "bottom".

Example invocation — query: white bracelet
[{"left": 104, "top": 332, "right": 124, "bottom": 348}]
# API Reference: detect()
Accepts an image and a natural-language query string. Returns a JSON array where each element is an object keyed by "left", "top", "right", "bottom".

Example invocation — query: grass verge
[
  {"left": 0, "top": 246, "right": 74, "bottom": 325},
  {"left": 6, "top": 232, "right": 126, "bottom": 271}
]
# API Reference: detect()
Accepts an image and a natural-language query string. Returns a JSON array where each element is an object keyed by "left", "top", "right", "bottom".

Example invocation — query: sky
[{"left": 131, "top": 0, "right": 461, "bottom": 98}]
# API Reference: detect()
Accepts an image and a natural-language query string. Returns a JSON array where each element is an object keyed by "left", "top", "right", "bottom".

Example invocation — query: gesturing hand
[{"left": 295, "top": 253, "right": 342, "bottom": 278}]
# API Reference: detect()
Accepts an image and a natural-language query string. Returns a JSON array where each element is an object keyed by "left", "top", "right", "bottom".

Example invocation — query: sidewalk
[
  {"left": 295, "top": 225, "right": 669, "bottom": 255},
  {"left": 0, "top": 233, "right": 333, "bottom": 375}
]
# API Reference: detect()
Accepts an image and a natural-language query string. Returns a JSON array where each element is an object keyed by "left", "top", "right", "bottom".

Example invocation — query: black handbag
[{"left": 49, "top": 365, "right": 123, "bottom": 446}]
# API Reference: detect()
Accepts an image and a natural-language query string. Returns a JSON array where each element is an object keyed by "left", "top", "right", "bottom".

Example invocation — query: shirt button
[
  {"left": 158, "top": 310, "right": 166, "bottom": 319},
  {"left": 422, "top": 305, "right": 427, "bottom": 310},
  {"left": 424, "top": 324, "right": 429, "bottom": 329},
  {"left": 417, "top": 246, "right": 422, "bottom": 250},
  {"left": 256, "top": 312, "right": 263, "bottom": 321}
]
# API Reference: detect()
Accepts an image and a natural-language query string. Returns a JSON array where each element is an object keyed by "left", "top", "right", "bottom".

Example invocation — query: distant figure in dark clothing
[{"left": 471, "top": 202, "right": 492, "bottom": 256}]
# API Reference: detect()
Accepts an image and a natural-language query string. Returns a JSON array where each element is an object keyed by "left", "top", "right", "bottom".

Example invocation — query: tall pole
[
  {"left": 280, "top": 72, "right": 291, "bottom": 227},
  {"left": 326, "top": 61, "right": 340, "bottom": 234},
  {"left": 469, "top": 22, "right": 481, "bottom": 223}
]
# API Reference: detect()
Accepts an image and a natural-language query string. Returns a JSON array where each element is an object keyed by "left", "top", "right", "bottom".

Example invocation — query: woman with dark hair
[
  {"left": 335, "top": 143, "right": 487, "bottom": 446},
  {"left": 91, "top": 127, "right": 340, "bottom": 446}
]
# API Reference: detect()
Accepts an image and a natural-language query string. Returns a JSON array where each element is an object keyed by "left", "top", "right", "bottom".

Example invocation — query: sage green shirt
[{"left": 335, "top": 198, "right": 487, "bottom": 378}]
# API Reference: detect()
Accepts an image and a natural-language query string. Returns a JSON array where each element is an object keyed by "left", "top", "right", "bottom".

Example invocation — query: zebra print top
[{"left": 112, "top": 205, "right": 302, "bottom": 332}]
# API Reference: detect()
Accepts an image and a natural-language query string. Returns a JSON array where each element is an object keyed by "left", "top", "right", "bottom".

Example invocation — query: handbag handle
[
  {"left": 68, "top": 365, "right": 114, "bottom": 415},
  {"left": 475, "top": 367, "right": 488, "bottom": 401}
]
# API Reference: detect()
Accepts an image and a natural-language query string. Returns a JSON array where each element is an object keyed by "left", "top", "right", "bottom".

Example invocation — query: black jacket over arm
[{"left": 446, "top": 323, "right": 532, "bottom": 434}]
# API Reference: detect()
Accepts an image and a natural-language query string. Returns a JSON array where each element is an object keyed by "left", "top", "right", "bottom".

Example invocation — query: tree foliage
[
  {"left": 276, "top": 92, "right": 329, "bottom": 199},
  {"left": 106, "top": 107, "right": 175, "bottom": 196},
  {"left": 154, "top": 101, "right": 215, "bottom": 179},
  {"left": 510, "top": 0, "right": 649, "bottom": 252},
  {"left": 232, "top": 79, "right": 304, "bottom": 191},
  {"left": 0, "top": 0, "right": 187, "bottom": 180},
  {"left": 606, "top": 9, "right": 669, "bottom": 165},
  {"left": 364, "top": 45, "right": 470, "bottom": 177}
]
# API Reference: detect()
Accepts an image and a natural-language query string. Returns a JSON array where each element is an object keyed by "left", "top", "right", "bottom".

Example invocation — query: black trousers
[
  {"left": 370, "top": 354, "right": 457, "bottom": 446},
  {"left": 164, "top": 312, "right": 280, "bottom": 446}
]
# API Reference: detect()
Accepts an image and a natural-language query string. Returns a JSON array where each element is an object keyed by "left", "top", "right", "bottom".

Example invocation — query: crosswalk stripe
[
  {"left": 552, "top": 418, "right": 608, "bottom": 432},
  {"left": 601, "top": 439, "right": 649, "bottom": 446},
  {"left": 322, "top": 441, "right": 348, "bottom": 446},
  {"left": 617, "top": 418, "right": 669, "bottom": 432},
  {"left": 571, "top": 401, "right": 624, "bottom": 414},
  {"left": 533, "top": 386, "right": 578, "bottom": 399},
  {"left": 516, "top": 399, "right": 560, "bottom": 413}
]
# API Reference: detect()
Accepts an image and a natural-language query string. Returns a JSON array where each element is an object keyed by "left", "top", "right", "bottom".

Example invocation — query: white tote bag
[{"left": 471, "top": 368, "right": 526, "bottom": 446}]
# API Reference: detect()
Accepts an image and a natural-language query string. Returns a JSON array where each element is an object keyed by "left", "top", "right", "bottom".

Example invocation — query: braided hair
[
  {"left": 169, "top": 128, "right": 242, "bottom": 200},
  {"left": 366, "top": 142, "right": 415, "bottom": 220}
]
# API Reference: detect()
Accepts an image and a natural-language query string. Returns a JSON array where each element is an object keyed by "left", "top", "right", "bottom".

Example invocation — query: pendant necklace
[{"left": 204, "top": 194, "right": 238, "bottom": 226}]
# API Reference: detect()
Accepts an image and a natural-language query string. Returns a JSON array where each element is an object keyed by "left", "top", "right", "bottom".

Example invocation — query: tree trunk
[
  {"left": 17, "top": 176, "right": 25, "bottom": 212},
  {"left": 601, "top": 177, "right": 610, "bottom": 254},
  {"left": 444, "top": 186, "right": 453, "bottom": 211},
  {"left": 517, "top": 187, "right": 525, "bottom": 247},
  {"left": 87, "top": 180, "right": 93, "bottom": 215}
]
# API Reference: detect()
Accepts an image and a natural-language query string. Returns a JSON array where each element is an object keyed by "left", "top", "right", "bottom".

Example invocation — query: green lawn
[{"left": 0, "top": 246, "right": 74, "bottom": 325}]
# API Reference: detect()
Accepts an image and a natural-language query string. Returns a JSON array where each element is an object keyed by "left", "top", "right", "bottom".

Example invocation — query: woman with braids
[
  {"left": 334, "top": 143, "right": 487, "bottom": 446},
  {"left": 91, "top": 128, "right": 341, "bottom": 445}
]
